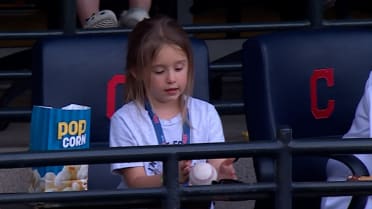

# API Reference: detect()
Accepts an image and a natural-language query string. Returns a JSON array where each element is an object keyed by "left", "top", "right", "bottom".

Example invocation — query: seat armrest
[{"left": 330, "top": 154, "right": 369, "bottom": 209}]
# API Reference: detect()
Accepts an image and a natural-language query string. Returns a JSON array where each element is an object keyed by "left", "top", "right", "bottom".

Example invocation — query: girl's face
[{"left": 146, "top": 44, "right": 189, "bottom": 107}]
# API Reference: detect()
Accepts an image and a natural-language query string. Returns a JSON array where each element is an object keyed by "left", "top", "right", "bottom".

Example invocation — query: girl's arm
[
  {"left": 120, "top": 166, "right": 162, "bottom": 188},
  {"left": 205, "top": 104, "right": 237, "bottom": 180},
  {"left": 119, "top": 160, "right": 192, "bottom": 188}
]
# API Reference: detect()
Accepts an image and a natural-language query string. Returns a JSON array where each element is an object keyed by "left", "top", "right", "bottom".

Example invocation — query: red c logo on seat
[
  {"left": 107, "top": 75, "right": 126, "bottom": 118},
  {"left": 310, "top": 68, "right": 335, "bottom": 119}
]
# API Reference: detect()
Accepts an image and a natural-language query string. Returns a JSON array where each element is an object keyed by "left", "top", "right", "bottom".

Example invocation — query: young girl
[{"left": 109, "top": 15, "right": 237, "bottom": 191}]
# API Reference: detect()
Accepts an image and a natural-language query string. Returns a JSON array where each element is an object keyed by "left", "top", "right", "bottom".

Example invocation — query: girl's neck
[{"left": 150, "top": 100, "right": 181, "bottom": 120}]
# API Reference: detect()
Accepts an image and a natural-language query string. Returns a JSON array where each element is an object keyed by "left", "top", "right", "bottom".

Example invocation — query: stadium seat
[
  {"left": 242, "top": 28, "right": 372, "bottom": 209},
  {"left": 32, "top": 34, "right": 210, "bottom": 190}
]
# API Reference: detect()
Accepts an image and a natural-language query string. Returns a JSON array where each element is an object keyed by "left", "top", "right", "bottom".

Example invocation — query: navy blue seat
[
  {"left": 242, "top": 28, "right": 372, "bottom": 209},
  {"left": 32, "top": 34, "right": 210, "bottom": 190}
]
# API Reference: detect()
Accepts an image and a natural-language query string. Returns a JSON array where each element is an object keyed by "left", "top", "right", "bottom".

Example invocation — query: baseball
[{"left": 189, "top": 162, "right": 217, "bottom": 185}]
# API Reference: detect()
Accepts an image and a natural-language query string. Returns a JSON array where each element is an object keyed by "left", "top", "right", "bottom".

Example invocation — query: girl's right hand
[
  {"left": 178, "top": 160, "right": 191, "bottom": 184},
  {"left": 217, "top": 158, "right": 238, "bottom": 180}
]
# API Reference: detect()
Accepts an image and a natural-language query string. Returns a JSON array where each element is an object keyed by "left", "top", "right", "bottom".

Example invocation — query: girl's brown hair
[{"left": 125, "top": 15, "right": 194, "bottom": 119}]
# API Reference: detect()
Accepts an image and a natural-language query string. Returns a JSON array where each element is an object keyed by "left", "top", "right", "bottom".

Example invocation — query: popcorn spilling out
[{"left": 29, "top": 165, "right": 88, "bottom": 192}]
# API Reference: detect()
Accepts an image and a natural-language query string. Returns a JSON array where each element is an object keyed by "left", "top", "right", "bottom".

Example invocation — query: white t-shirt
[
  {"left": 321, "top": 71, "right": 372, "bottom": 209},
  {"left": 110, "top": 97, "right": 225, "bottom": 188}
]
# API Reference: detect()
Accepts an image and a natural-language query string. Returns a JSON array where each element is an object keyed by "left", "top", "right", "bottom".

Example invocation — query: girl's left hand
[
  {"left": 178, "top": 160, "right": 191, "bottom": 184},
  {"left": 217, "top": 158, "right": 237, "bottom": 180}
]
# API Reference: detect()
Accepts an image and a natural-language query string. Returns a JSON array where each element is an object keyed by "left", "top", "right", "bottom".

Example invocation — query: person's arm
[
  {"left": 322, "top": 72, "right": 372, "bottom": 209},
  {"left": 343, "top": 71, "right": 372, "bottom": 139}
]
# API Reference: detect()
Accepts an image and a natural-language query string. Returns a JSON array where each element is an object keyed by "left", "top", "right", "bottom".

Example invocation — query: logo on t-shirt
[
  {"left": 147, "top": 161, "right": 162, "bottom": 175},
  {"left": 164, "top": 139, "right": 183, "bottom": 145}
]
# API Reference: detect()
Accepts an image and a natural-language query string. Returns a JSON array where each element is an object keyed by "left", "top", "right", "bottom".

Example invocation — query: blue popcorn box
[{"left": 29, "top": 104, "right": 91, "bottom": 192}]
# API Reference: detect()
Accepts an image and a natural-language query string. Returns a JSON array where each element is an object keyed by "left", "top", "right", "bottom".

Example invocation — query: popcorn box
[{"left": 29, "top": 104, "right": 91, "bottom": 192}]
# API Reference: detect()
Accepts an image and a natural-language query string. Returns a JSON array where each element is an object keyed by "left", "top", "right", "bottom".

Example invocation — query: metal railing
[{"left": 0, "top": 133, "right": 372, "bottom": 209}]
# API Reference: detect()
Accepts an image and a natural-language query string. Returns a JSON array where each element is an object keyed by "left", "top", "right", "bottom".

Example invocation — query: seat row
[{"left": 32, "top": 27, "right": 372, "bottom": 209}]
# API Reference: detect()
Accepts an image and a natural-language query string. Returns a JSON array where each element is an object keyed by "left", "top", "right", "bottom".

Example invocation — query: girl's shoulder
[
  {"left": 112, "top": 101, "right": 145, "bottom": 119},
  {"left": 187, "top": 97, "right": 217, "bottom": 113},
  {"left": 188, "top": 97, "right": 213, "bottom": 107},
  {"left": 115, "top": 101, "right": 137, "bottom": 112}
]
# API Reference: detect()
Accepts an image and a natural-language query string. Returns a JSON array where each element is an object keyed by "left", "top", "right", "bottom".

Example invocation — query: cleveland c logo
[
  {"left": 310, "top": 68, "right": 335, "bottom": 119},
  {"left": 106, "top": 74, "right": 126, "bottom": 118}
]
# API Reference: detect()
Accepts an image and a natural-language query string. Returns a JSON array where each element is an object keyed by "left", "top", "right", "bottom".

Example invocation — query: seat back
[
  {"left": 32, "top": 34, "right": 210, "bottom": 190},
  {"left": 242, "top": 28, "right": 372, "bottom": 209}
]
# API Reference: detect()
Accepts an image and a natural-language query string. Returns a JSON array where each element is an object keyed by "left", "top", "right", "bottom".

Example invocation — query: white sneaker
[
  {"left": 119, "top": 8, "right": 150, "bottom": 28},
  {"left": 84, "top": 10, "right": 118, "bottom": 29}
]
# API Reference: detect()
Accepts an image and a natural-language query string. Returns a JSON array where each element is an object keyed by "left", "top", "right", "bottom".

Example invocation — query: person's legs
[
  {"left": 76, "top": 0, "right": 118, "bottom": 29},
  {"left": 129, "top": 0, "right": 152, "bottom": 11},
  {"left": 76, "top": 0, "right": 100, "bottom": 26},
  {"left": 119, "top": 0, "right": 152, "bottom": 28}
]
